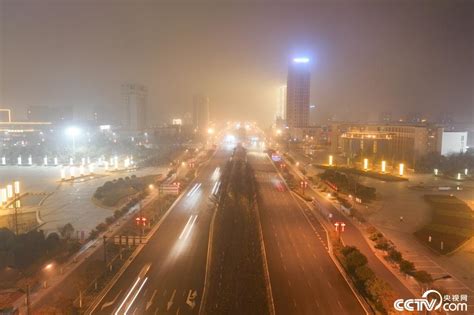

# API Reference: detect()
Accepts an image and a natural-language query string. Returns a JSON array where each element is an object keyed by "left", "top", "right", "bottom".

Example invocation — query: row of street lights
[{"left": 328, "top": 155, "right": 405, "bottom": 176}]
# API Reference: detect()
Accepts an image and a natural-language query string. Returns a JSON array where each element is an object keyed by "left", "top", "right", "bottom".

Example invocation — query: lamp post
[
  {"left": 65, "top": 127, "right": 81, "bottom": 156},
  {"left": 300, "top": 180, "right": 308, "bottom": 196},
  {"left": 334, "top": 221, "right": 346, "bottom": 242},
  {"left": 399, "top": 163, "right": 404, "bottom": 176},
  {"left": 13, "top": 181, "right": 20, "bottom": 235}
]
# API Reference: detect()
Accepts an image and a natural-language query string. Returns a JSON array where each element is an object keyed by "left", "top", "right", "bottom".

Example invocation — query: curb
[
  {"left": 85, "top": 188, "right": 188, "bottom": 314},
  {"left": 198, "top": 204, "right": 218, "bottom": 315}
]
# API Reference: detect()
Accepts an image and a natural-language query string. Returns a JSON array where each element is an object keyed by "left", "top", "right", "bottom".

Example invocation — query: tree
[
  {"left": 413, "top": 270, "right": 433, "bottom": 284},
  {"left": 399, "top": 259, "right": 416, "bottom": 275},
  {"left": 366, "top": 278, "right": 392, "bottom": 314},
  {"left": 387, "top": 248, "right": 403, "bottom": 263},
  {"left": 344, "top": 248, "right": 368, "bottom": 274},
  {"left": 58, "top": 223, "right": 75, "bottom": 240},
  {"left": 354, "top": 265, "right": 375, "bottom": 292}
]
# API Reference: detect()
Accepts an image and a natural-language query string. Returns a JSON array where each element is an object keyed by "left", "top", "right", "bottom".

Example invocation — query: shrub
[
  {"left": 345, "top": 249, "right": 368, "bottom": 274},
  {"left": 387, "top": 248, "right": 403, "bottom": 263},
  {"left": 413, "top": 270, "right": 433, "bottom": 284},
  {"left": 399, "top": 259, "right": 416, "bottom": 275},
  {"left": 95, "top": 223, "right": 107, "bottom": 232},
  {"left": 374, "top": 239, "right": 391, "bottom": 251},
  {"left": 105, "top": 216, "right": 115, "bottom": 225}
]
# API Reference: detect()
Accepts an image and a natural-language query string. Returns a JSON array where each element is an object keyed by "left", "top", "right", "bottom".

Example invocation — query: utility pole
[
  {"left": 26, "top": 284, "right": 31, "bottom": 315},
  {"left": 103, "top": 235, "right": 107, "bottom": 264}
]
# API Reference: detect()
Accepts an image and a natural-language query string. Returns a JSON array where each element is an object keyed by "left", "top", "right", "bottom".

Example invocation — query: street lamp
[
  {"left": 13, "top": 181, "right": 20, "bottom": 235},
  {"left": 363, "top": 158, "right": 369, "bottom": 171},
  {"left": 399, "top": 163, "right": 404, "bottom": 176},
  {"left": 65, "top": 127, "right": 81, "bottom": 155},
  {"left": 328, "top": 155, "right": 333, "bottom": 166},
  {"left": 381, "top": 160, "right": 386, "bottom": 173},
  {"left": 334, "top": 221, "right": 346, "bottom": 241}
]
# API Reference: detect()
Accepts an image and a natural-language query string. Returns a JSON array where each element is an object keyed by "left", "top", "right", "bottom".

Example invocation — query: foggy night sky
[{"left": 0, "top": 0, "right": 473, "bottom": 126}]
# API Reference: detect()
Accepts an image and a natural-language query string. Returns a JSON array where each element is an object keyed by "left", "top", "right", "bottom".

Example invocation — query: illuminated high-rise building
[
  {"left": 286, "top": 57, "right": 310, "bottom": 128},
  {"left": 122, "top": 83, "right": 147, "bottom": 131},
  {"left": 276, "top": 85, "right": 287, "bottom": 120}
]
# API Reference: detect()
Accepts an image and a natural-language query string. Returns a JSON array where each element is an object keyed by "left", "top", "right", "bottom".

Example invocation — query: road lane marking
[
  {"left": 186, "top": 183, "right": 199, "bottom": 196},
  {"left": 167, "top": 289, "right": 176, "bottom": 311},
  {"left": 179, "top": 215, "right": 194, "bottom": 240},
  {"left": 114, "top": 278, "right": 141, "bottom": 315},
  {"left": 184, "top": 215, "right": 198, "bottom": 240},
  {"left": 124, "top": 277, "right": 148, "bottom": 314},
  {"left": 101, "top": 289, "right": 123, "bottom": 310},
  {"left": 146, "top": 289, "right": 157, "bottom": 311}
]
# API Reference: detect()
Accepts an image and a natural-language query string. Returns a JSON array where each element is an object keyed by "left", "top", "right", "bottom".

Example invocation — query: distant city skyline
[{"left": 0, "top": 0, "right": 472, "bottom": 126}]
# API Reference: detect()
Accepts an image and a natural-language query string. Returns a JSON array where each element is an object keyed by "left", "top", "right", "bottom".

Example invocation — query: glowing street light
[
  {"left": 399, "top": 163, "right": 404, "bottom": 176},
  {"left": 293, "top": 57, "right": 310, "bottom": 63},
  {"left": 1, "top": 157, "right": 5, "bottom": 165},
  {"left": 14, "top": 181, "right": 20, "bottom": 194},
  {"left": 363, "top": 158, "right": 369, "bottom": 171},
  {"left": 65, "top": 126, "right": 81, "bottom": 155},
  {"left": 54, "top": 157, "right": 58, "bottom": 166},
  {"left": 28, "top": 155, "right": 32, "bottom": 166},
  {"left": 381, "top": 161, "right": 386, "bottom": 173},
  {"left": 434, "top": 168, "right": 439, "bottom": 176},
  {"left": 207, "top": 128, "right": 215, "bottom": 135},
  {"left": 464, "top": 168, "right": 468, "bottom": 176},
  {"left": 276, "top": 129, "right": 282, "bottom": 136},
  {"left": 457, "top": 173, "right": 461, "bottom": 180},
  {"left": 70, "top": 166, "right": 76, "bottom": 178},
  {"left": 17, "top": 156, "right": 22, "bottom": 165},
  {"left": 43, "top": 156, "right": 48, "bottom": 166},
  {"left": 329, "top": 155, "right": 333, "bottom": 166},
  {"left": 0, "top": 188, "right": 7, "bottom": 207},
  {"left": 7, "top": 185, "right": 13, "bottom": 199}
]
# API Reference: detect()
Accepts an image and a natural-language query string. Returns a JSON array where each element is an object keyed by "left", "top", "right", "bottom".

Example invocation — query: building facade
[
  {"left": 286, "top": 58, "right": 310, "bottom": 129},
  {"left": 121, "top": 83, "right": 147, "bottom": 131},
  {"left": 330, "top": 123, "right": 444, "bottom": 168},
  {"left": 441, "top": 132, "right": 468, "bottom": 155}
]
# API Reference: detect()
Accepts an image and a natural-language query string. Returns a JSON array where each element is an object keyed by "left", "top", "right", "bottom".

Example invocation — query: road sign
[
  {"left": 160, "top": 182, "right": 180, "bottom": 195},
  {"left": 114, "top": 235, "right": 146, "bottom": 246}
]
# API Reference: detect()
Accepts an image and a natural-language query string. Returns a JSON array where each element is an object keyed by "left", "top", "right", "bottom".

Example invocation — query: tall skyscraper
[
  {"left": 122, "top": 83, "right": 147, "bottom": 131},
  {"left": 193, "top": 94, "right": 210, "bottom": 132},
  {"left": 286, "top": 57, "right": 310, "bottom": 128},
  {"left": 276, "top": 85, "right": 287, "bottom": 120}
]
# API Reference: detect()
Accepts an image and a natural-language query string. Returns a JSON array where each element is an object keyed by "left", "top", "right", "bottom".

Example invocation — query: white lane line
[
  {"left": 146, "top": 289, "right": 158, "bottom": 311},
  {"left": 187, "top": 183, "right": 201, "bottom": 197},
  {"left": 124, "top": 277, "right": 148, "bottom": 314},
  {"left": 179, "top": 216, "right": 194, "bottom": 240},
  {"left": 114, "top": 278, "right": 141, "bottom": 315},
  {"left": 184, "top": 215, "right": 198, "bottom": 240},
  {"left": 101, "top": 289, "right": 123, "bottom": 310},
  {"left": 211, "top": 181, "right": 219, "bottom": 195}
]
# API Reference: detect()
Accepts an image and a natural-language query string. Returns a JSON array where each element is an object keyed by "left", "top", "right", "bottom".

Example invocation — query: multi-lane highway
[
  {"left": 248, "top": 149, "right": 366, "bottom": 315},
  {"left": 88, "top": 149, "right": 229, "bottom": 315}
]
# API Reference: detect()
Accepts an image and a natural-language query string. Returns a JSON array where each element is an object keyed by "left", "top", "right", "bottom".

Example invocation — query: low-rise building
[{"left": 330, "top": 122, "right": 444, "bottom": 168}]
